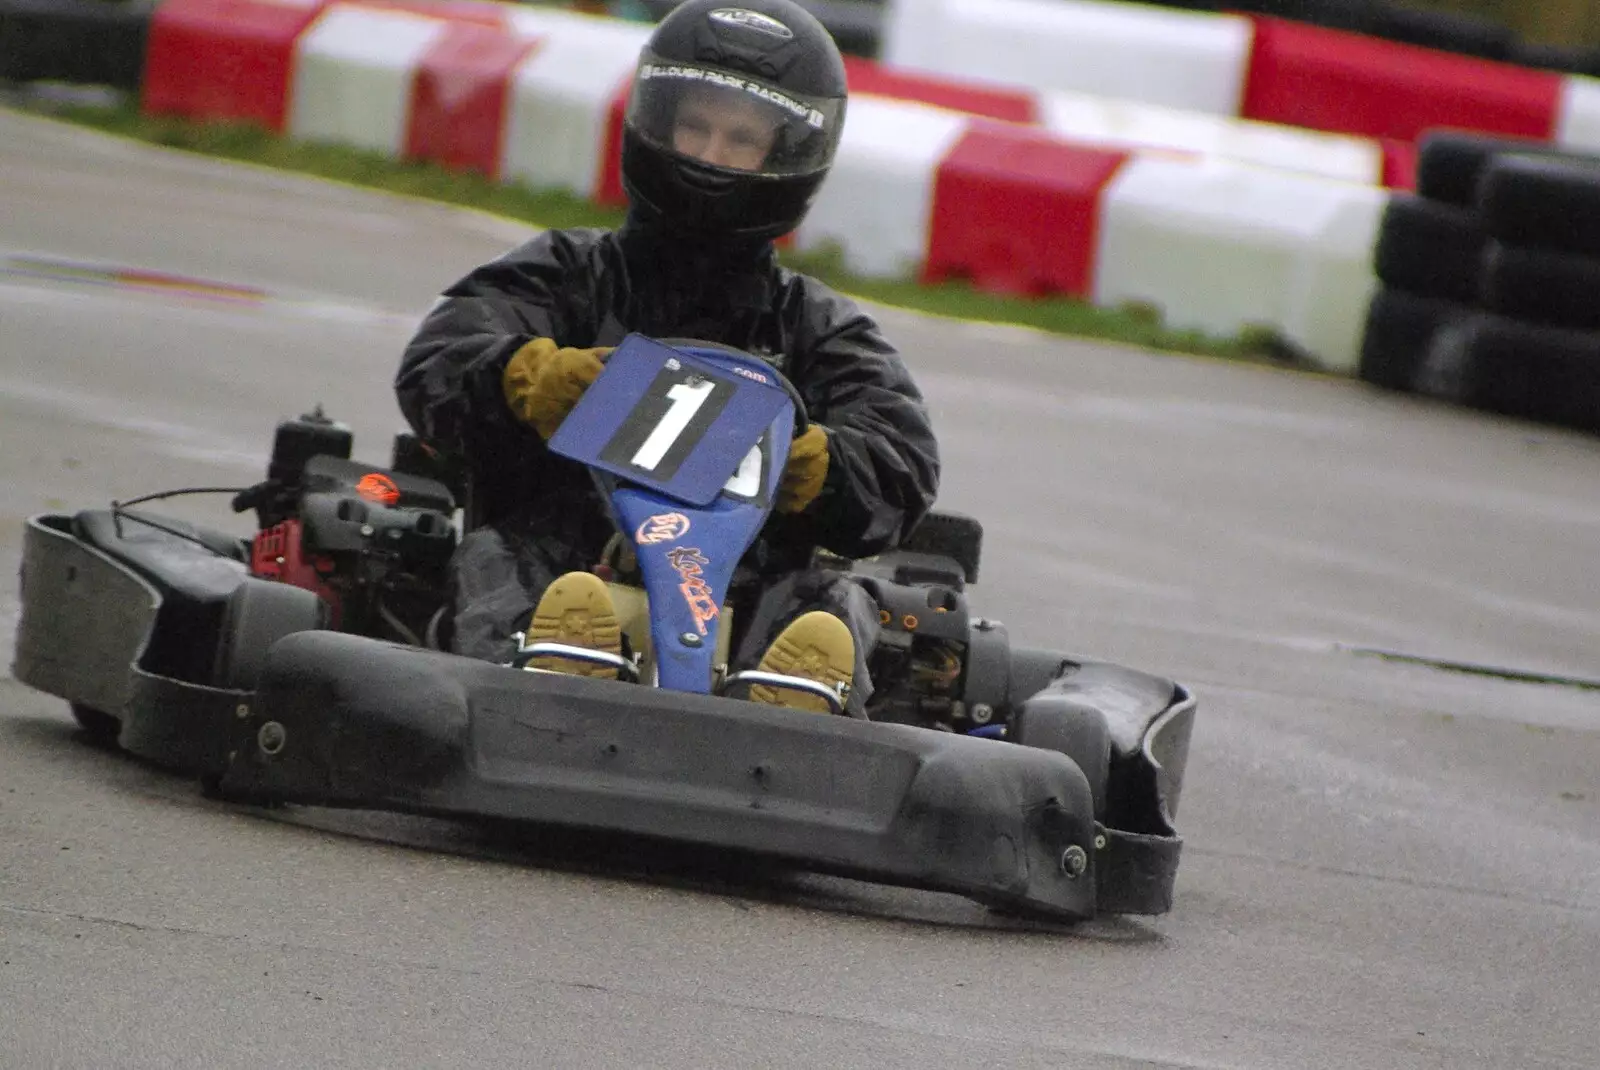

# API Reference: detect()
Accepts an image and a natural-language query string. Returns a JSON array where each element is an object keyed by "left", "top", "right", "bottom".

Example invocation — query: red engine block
[{"left": 250, "top": 519, "right": 341, "bottom": 625}]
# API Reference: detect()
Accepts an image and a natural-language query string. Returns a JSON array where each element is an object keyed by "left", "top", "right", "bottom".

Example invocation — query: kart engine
[
  {"left": 233, "top": 409, "right": 458, "bottom": 642},
  {"left": 845, "top": 521, "right": 1015, "bottom": 735}
]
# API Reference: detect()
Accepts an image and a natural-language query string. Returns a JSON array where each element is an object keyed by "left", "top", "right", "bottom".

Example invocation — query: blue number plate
[{"left": 547, "top": 335, "right": 792, "bottom": 507}]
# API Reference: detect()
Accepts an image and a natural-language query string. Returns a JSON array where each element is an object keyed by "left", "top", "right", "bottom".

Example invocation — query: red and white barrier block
[
  {"left": 139, "top": 0, "right": 1388, "bottom": 374},
  {"left": 883, "top": 0, "right": 1600, "bottom": 158}
]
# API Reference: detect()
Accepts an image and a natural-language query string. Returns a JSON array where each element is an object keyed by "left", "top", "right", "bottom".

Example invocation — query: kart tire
[
  {"left": 1009, "top": 700, "right": 1111, "bottom": 821},
  {"left": 1480, "top": 154, "right": 1600, "bottom": 257},
  {"left": 70, "top": 702, "right": 120, "bottom": 744},
  {"left": 212, "top": 579, "right": 329, "bottom": 692},
  {"left": 1373, "top": 195, "right": 1486, "bottom": 304},
  {"left": 1479, "top": 242, "right": 1600, "bottom": 331}
]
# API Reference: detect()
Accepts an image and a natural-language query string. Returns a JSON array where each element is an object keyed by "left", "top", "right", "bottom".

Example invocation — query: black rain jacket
[{"left": 395, "top": 216, "right": 940, "bottom": 569}]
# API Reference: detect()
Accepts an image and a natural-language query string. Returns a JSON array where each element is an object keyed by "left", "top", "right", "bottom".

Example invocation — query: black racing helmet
[{"left": 621, "top": 0, "right": 849, "bottom": 243}]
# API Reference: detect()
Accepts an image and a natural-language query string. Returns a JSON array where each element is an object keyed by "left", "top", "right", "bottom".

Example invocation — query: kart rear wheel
[
  {"left": 70, "top": 703, "right": 120, "bottom": 744},
  {"left": 1010, "top": 701, "right": 1111, "bottom": 820},
  {"left": 212, "top": 579, "right": 329, "bottom": 691}
]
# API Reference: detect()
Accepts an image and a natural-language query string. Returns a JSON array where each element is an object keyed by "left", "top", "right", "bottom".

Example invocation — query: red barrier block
[
  {"left": 1380, "top": 137, "right": 1417, "bottom": 191},
  {"left": 1240, "top": 16, "right": 1561, "bottom": 143},
  {"left": 593, "top": 80, "right": 631, "bottom": 206},
  {"left": 142, "top": 0, "right": 331, "bottom": 131},
  {"left": 407, "top": 23, "right": 539, "bottom": 179},
  {"left": 842, "top": 56, "right": 1038, "bottom": 125},
  {"left": 925, "top": 123, "right": 1128, "bottom": 299}
]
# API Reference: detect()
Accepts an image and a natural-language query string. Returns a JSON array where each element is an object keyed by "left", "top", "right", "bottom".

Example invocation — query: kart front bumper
[{"left": 219, "top": 631, "right": 1148, "bottom": 921}]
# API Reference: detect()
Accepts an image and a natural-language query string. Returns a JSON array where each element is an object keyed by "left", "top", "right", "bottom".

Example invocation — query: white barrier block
[
  {"left": 1039, "top": 90, "right": 1383, "bottom": 185},
  {"left": 1095, "top": 157, "right": 1389, "bottom": 373},
  {"left": 882, "top": 0, "right": 1254, "bottom": 117},
  {"left": 794, "top": 97, "right": 968, "bottom": 279},
  {"left": 289, "top": 4, "right": 447, "bottom": 156},
  {"left": 507, "top": 4, "right": 650, "bottom": 39},
  {"left": 1555, "top": 76, "right": 1600, "bottom": 154},
  {"left": 501, "top": 12, "right": 650, "bottom": 197}
]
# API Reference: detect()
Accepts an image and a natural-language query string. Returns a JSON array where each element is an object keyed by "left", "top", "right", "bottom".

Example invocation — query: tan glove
[
  {"left": 502, "top": 337, "right": 614, "bottom": 439},
  {"left": 775, "top": 424, "right": 830, "bottom": 514}
]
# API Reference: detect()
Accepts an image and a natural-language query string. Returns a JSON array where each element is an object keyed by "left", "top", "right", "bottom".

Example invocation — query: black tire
[
  {"left": 1358, "top": 287, "right": 1479, "bottom": 392},
  {"left": 1508, "top": 40, "right": 1596, "bottom": 76},
  {"left": 1373, "top": 195, "right": 1486, "bottom": 303},
  {"left": 1481, "top": 154, "right": 1600, "bottom": 257},
  {"left": 1374, "top": 5, "right": 1513, "bottom": 61},
  {"left": 1415, "top": 131, "right": 1565, "bottom": 209},
  {"left": 70, "top": 702, "right": 120, "bottom": 744},
  {"left": 0, "top": 0, "right": 153, "bottom": 90},
  {"left": 1411, "top": 313, "right": 1482, "bottom": 404},
  {"left": 212, "top": 579, "right": 329, "bottom": 691},
  {"left": 1010, "top": 701, "right": 1111, "bottom": 820},
  {"left": 1479, "top": 242, "right": 1600, "bottom": 331},
  {"left": 1443, "top": 316, "right": 1600, "bottom": 433},
  {"left": 1226, "top": 0, "right": 1382, "bottom": 35}
]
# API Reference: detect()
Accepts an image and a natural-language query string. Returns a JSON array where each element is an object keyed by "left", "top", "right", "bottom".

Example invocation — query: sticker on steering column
[
  {"left": 636, "top": 512, "right": 691, "bottom": 545},
  {"left": 668, "top": 546, "right": 719, "bottom": 635}
]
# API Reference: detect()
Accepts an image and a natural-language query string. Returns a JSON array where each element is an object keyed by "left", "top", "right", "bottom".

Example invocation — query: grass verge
[{"left": 23, "top": 96, "right": 1296, "bottom": 365}]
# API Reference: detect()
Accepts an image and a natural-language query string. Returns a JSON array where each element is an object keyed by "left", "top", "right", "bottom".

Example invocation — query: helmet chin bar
[{"left": 676, "top": 160, "right": 739, "bottom": 194}]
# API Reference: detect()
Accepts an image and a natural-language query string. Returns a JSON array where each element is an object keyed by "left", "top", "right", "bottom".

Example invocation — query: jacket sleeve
[
  {"left": 787, "top": 281, "right": 941, "bottom": 560},
  {"left": 394, "top": 230, "right": 593, "bottom": 456}
]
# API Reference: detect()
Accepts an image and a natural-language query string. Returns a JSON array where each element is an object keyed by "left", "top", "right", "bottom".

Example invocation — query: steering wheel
[{"left": 657, "top": 338, "right": 809, "bottom": 439}]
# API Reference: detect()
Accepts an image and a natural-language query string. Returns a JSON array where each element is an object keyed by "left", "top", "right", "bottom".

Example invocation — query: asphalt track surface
[{"left": 2, "top": 108, "right": 1597, "bottom": 1070}]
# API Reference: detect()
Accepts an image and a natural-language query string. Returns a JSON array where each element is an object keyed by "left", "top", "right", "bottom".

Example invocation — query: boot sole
[
  {"left": 525, "top": 572, "right": 622, "bottom": 679},
  {"left": 750, "top": 610, "right": 854, "bottom": 714}
]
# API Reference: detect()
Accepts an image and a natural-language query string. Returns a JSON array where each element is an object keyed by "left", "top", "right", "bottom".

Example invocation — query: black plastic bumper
[{"left": 221, "top": 631, "right": 1113, "bottom": 920}]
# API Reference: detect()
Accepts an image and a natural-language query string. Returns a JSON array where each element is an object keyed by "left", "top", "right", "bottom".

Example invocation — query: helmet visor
[{"left": 627, "top": 55, "right": 845, "bottom": 177}]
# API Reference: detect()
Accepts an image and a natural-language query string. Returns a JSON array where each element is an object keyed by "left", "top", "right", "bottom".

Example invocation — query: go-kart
[{"left": 11, "top": 335, "right": 1197, "bottom": 921}]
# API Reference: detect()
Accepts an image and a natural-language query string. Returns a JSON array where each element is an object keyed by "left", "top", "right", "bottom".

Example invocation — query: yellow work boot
[
  {"left": 749, "top": 610, "right": 854, "bottom": 714},
  {"left": 522, "top": 571, "right": 622, "bottom": 678}
]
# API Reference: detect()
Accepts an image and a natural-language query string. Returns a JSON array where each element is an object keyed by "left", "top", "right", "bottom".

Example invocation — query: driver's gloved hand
[
  {"left": 502, "top": 337, "right": 613, "bottom": 439},
  {"left": 776, "top": 424, "right": 830, "bottom": 514}
]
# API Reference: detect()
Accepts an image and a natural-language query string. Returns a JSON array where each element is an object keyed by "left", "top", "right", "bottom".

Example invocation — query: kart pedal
[
  {"left": 520, "top": 571, "right": 623, "bottom": 679},
  {"left": 743, "top": 611, "right": 854, "bottom": 715}
]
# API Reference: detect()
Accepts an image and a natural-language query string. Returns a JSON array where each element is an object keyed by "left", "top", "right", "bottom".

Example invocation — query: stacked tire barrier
[
  {"left": 1360, "top": 131, "right": 1600, "bottom": 434},
  {"left": 0, "top": 0, "right": 153, "bottom": 89}
]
